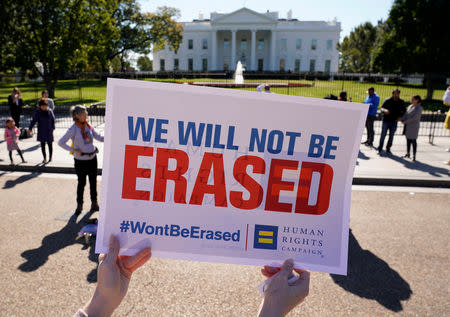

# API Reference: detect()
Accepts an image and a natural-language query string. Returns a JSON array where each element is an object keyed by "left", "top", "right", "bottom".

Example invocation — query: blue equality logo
[{"left": 253, "top": 224, "right": 278, "bottom": 250}]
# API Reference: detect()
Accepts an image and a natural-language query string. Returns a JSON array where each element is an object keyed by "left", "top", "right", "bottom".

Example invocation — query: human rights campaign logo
[{"left": 253, "top": 225, "right": 278, "bottom": 250}]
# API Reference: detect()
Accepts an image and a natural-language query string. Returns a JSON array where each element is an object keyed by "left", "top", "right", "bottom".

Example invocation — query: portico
[
  {"left": 210, "top": 29, "right": 276, "bottom": 71},
  {"left": 153, "top": 8, "right": 341, "bottom": 73}
]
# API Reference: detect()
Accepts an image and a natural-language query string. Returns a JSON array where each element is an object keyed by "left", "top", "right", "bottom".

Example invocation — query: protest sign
[{"left": 96, "top": 78, "right": 368, "bottom": 275}]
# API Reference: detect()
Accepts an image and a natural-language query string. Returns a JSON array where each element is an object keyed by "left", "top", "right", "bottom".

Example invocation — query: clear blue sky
[{"left": 138, "top": 0, "right": 394, "bottom": 40}]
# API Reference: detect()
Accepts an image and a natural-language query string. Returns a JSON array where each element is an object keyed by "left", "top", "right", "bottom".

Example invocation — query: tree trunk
[
  {"left": 101, "top": 62, "right": 109, "bottom": 81},
  {"left": 43, "top": 75, "right": 57, "bottom": 98}
]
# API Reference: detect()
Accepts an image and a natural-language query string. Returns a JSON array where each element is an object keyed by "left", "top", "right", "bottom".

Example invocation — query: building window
[
  {"left": 280, "top": 58, "right": 285, "bottom": 72},
  {"left": 296, "top": 39, "right": 302, "bottom": 50},
  {"left": 241, "top": 39, "right": 247, "bottom": 51},
  {"left": 224, "top": 39, "right": 229, "bottom": 50},
  {"left": 202, "top": 58, "right": 208, "bottom": 71},
  {"left": 188, "top": 39, "right": 193, "bottom": 49},
  {"left": 327, "top": 40, "right": 332, "bottom": 51},
  {"left": 188, "top": 58, "right": 193, "bottom": 71},
  {"left": 309, "top": 59, "right": 315, "bottom": 72},
  {"left": 281, "top": 39, "right": 287, "bottom": 51},
  {"left": 311, "top": 39, "right": 317, "bottom": 50},
  {"left": 202, "top": 39, "right": 208, "bottom": 49},
  {"left": 325, "top": 60, "right": 331, "bottom": 72},
  {"left": 160, "top": 59, "right": 165, "bottom": 71},
  {"left": 174, "top": 58, "right": 179, "bottom": 71},
  {"left": 258, "top": 39, "right": 264, "bottom": 51},
  {"left": 223, "top": 63, "right": 229, "bottom": 71},
  {"left": 258, "top": 59, "right": 263, "bottom": 71},
  {"left": 295, "top": 59, "right": 300, "bottom": 72}
]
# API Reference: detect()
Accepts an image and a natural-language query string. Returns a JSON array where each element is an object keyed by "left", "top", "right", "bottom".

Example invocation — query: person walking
[
  {"left": 4, "top": 118, "right": 26, "bottom": 165},
  {"left": 58, "top": 105, "right": 104, "bottom": 214},
  {"left": 377, "top": 89, "right": 406, "bottom": 155},
  {"left": 28, "top": 99, "right": 55, "bottom": 163},
  {"left": 8, "top": 88, "right": 24, "bottom": 128},
  {"left": 362, "top": 87, "right": 380, "bottom": 146},
  {"left": 401, "top": 95, "right": 423, "bottom": 161}
]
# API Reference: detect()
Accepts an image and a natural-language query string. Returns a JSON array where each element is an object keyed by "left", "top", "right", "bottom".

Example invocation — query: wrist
[
  {"left": 258, "top": 298, "right": 285, "bottom": 317},
  {"left": 83, "top": 290, "right": 116, "bottom": 317}
]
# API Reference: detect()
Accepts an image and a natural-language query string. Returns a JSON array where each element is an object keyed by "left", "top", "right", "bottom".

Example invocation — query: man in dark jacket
[{"left": 378, "top": 89, "right": 406, "bottom": 155}]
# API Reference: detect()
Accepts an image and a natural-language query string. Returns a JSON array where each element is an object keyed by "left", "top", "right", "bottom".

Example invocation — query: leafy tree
[
  {"left": 0, "top": 0, "right": 15, "bottom": 72},
  {"left": 338, "top": 22, "right": 377, "bottom": 73},
  {"left": 137, "top": 56, "right": 152, "bottom": 71},
  {"left": 89, "top": 2, "right": 183, "bottom": 73},
  {"left": 372, "top": 0, "right": 450, "bottom": 99},
  {"left": 8, "top": 0, "right": 95, "bottom": 97},
  {"left": 4, "top": 0, "right": 182, "bottom": 96}
]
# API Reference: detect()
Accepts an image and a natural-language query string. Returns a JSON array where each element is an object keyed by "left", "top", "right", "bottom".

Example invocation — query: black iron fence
[
  {"left": 1, "top": 72, "right": 449, "bottom": 138},
  {"left": 0, "top": 101, "right": 105, "bottom": 129}
]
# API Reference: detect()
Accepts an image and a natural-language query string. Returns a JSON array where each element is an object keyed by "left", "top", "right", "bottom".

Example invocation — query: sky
[{"left": 138, "top": 0, "right": 394, "bottom": 39}]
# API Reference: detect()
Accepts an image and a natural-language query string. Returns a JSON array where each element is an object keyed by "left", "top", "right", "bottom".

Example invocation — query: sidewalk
[
  {"left": 1, "top": 127, "right": 449, "bottom": 187},
  {"left": 0, "top": 127, "right": 105, "bottom": 174}
]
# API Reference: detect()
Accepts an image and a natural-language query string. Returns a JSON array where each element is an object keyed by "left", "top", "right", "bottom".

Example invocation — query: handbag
[{"left": 18, "top": 128, "right": 32, "bottom": 140}]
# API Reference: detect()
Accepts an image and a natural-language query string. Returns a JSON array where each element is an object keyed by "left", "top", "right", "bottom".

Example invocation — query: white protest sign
[{"left": 96, "top": 78, "right": 368, "bottom": 275}]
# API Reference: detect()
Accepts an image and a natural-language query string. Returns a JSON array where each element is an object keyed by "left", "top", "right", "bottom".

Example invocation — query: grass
[{"left": 1, "top": 77, "right": 447, "bottom": 111}]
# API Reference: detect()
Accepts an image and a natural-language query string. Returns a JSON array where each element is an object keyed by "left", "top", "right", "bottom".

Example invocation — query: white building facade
[{"left": 153, "top": 8, "right": 341, "bottom": 72}]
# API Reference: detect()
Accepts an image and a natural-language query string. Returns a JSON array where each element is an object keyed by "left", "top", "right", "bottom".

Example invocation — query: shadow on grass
[
  {"left": 18, "top": 211, "right": 99, "bottom": 283},
  {"left": 330, "top": 230, "right": 412, "bottom": 312}
]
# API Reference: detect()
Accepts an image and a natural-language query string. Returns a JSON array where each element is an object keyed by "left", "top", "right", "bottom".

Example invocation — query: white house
[{"left": 153, "top": 8, "right": 341, "bottom": 72}]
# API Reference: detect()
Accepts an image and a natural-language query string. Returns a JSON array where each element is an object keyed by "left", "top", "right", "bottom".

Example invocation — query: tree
[
  {"left": 89, "top": 2, "right": 183, "bottom": 74},
  {"left": 0, "top": 0, "right": 15, "bottom": 72},
  {"left": 372, "top": 0, "right": 450, "bottom": 99},
  {"left": 9, "top": 0, "right": 96, "bottom": 97},
  {"left": 137, "top": 56, "right": 152, "bottom": 71},
  {"left": 338, "top": 22, "right": 377, "bottom": 73},
  {"left": 5, "top": 0, "right": 182, "bottom": 96}
]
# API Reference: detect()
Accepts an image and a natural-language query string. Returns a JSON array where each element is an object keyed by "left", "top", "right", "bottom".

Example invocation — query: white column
[
  {"left": 251, "top": 29, "right": 256, "bottom": 71},
  {"left": 211, "top": 29, "right": 217, "bottom": 71},
  {"left": 270, "top": 29, "right": 276, "bottom": 71},
  {"left": 231, "top": 30, "right": 237, "bottom": 70}
]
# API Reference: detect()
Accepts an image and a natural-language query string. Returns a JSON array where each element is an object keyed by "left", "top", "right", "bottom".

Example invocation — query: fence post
[
  {"left": 77, "top": 74, "right": 82, "bottom": 102},
  {"left": 428, "top": 111, "right": 437, "bottom": 144}
]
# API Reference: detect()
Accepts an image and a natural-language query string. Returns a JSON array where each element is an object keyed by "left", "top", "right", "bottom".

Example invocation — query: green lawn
[
  {"left": 1, "top": 77, "right": 447, "bottom": 111},
  {"left": 0, "top": 79, "right": 106, "bottom": 107}
]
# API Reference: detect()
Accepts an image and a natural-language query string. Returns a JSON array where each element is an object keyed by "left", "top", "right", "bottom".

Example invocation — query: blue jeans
[{"left": 378, "top": 121, "right": 397, "bottom": 151}]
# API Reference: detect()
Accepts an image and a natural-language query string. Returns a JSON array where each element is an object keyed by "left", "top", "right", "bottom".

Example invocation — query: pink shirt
[{"left": 4, "top": 127, "right": 19, "bottom": 145}]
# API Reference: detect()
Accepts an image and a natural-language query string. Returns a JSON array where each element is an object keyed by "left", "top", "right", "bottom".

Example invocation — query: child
[
  {"left": 28, "top": 99, "right": 55, "bottom": 163},
  {"left": 58, "top": 105, "right": 104, "bottom": 214},
  {"left": 5, "top": 117, "right": 26, "bottom": 165}
]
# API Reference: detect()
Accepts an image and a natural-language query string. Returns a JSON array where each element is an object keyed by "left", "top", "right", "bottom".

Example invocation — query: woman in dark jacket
[
  {"left": 28, "top": 99, "right": 55, "bottom": 163},
  {"left": 401, "top": 95, "right": 423, "bottom": 161},
  {"left": 8, "top": 87, "right": 24, "bottom": 127}
]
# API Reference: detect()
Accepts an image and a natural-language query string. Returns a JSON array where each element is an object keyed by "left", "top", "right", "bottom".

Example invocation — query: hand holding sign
[
  {"left": 82, "top": 235, "right": 151, "bottom": 316},
  {"left": 259, "top": 259, "right": 310, "bottom": 317}
]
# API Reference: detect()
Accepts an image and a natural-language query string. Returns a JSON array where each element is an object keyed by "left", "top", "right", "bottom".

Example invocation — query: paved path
[
  {"left": 0, "top": 172, "right": 448, "bottom": 316},
  {"left": 1, "top": 127, "right": 449, "bottom": 186}
]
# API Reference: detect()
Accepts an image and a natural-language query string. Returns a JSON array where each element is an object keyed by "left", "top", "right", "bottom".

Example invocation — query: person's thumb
[
  {"left": 105, "top": 234, "right": 120, "bottom": 263},
  {"left": 278, "top": 258, "right": 294, "bottom": 279}
]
